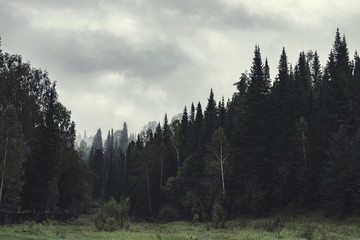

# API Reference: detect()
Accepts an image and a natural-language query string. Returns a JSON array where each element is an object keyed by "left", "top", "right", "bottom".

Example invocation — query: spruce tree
[
  {"left": 88, "top": 128, "right": 104, "bottom": 199},
  {"left": 203, "top": 89, "right": 218, "bottom": 145},
  {"left": 240, "top": 45, "right": 272, "bottom": 215},
  {"left": 322, "top": 125, "right": 352, "bottom": 215}
]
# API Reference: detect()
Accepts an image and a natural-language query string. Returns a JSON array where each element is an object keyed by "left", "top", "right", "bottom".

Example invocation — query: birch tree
[
  {"left": 170, "top": 119, "right": 181, "bottom": 173},
  {"left": 206, "top": 127, "right": 230, "bottom": 197},
  {"left": 137, "top": 129, "right": 161, "bottom": 215}
]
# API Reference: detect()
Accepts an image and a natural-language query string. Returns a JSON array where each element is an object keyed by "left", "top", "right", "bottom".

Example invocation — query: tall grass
[{"left": 1, "top": 214, "right": 360, "bottom": 240}]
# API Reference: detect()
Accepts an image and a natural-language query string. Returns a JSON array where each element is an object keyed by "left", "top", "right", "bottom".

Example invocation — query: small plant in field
[
  {"left": 299, "top": 224, "right": 315, "bottom": 240},
  {"left": 320, "top": 228, "right": 328, "bottom": 240},
  {"left": 158, "top": 206, "right": 180, "bottom": 223},
  {"left": 212, "top": 199, "right": 226, "bottom": 228},
  {"left": 94, "top": 197, "right": 130, "bottom": 231},
  {"left": 25, "top": 221, "right": 43, "bottom": 235},
  {"left": 254, "top": 217, "right": 283, "bottom": 235}
]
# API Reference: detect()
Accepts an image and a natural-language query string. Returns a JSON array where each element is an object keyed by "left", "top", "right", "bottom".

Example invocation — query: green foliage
[
  {"left": 298, "top": 224, "right": 315, "bottom": 240},
  {"left": 94, "top": 198, "right": 130, "bottom": 231},
  {"left": 4, "top": 28, "right": 360, "bottom": 221},
  {"left": 0, "top": 104, "right": 28, "bottom": 206},
  {"left": 158, "top": 206, "right": 180, "bottom": 223},
  {"left": 1, "top": 214, "right": 360, "bottom": 240},
  {"left": 211, "top": 199, "right": 226, "bottom": 229},
  {"left": 253, "top": 217, "right": 283, "bottom": 235},
  {"left": 183, "top": 191, "right": 204, "bottom": 222}
]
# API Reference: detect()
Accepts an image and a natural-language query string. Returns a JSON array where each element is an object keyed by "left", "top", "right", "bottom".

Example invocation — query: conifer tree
[
  {"left": 240, "top": 45, "right": 272, "bottom": 214},
  {"left": 322, "top": 125, "right": 352, "bottom": 215},
  {"left": 180, "top": 106, "right": 189, "bottom": 157},
  {"left": 217, "top": 97, "right": 226, "bottom": 128},
  {"left": 312, "top": 51, "right": 322, "bottom": 99},
  {"left": 294, "top": 51, "right": 313, "bottom": 119},
  {"left": 88, "top": 128, "right": 104, "bottom": 199},
  {"left": 120, "top": 122, "right": 129, "bottom": 152},
  {"left": 203, "top": 89, "right": 218, "bottom": 144}
]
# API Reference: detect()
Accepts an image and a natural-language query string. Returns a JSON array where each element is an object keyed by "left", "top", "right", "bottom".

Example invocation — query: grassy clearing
[{"left": 1, "top": 214, "right": 360, "bottom": 240}]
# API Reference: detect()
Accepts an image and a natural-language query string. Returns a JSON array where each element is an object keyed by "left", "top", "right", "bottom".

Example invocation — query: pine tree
[
  {"left": 347, "top": 52, "right": 360, "bottom": 133},
  {"left": 162, "top": 113, "right": 176, "bottom": 183},
  {"left": 269, "top": 47, "right": 297, "bottom": 207},
  {"left": 294, "top": 51, "right": 313, "bottom": 120},
  {"left": 350, "top": 129, "right": 360, "bottom": 212},
  {"left": 217, "top": 97, "right": 226, "bottom": 128},
  {"left": 180, "top": 106, "right": 189, "bottom": 157},
  {"left": 322, "top": 125, "right": 352, "bottom": 215},
  {"left": 312, "top": 51, "right": 322, "bottom": 100},
  {"left": 120, "top": 122, "right": 129, "bottom": 152},
  {"left": 239, "top": 45, "right": 272, "bottom": 215},
  {"left": 203, "top": 89, "right": 218, "bottom": 144},
  {"left": 88, "top": 128, "right": 104, "bottom": 199}
]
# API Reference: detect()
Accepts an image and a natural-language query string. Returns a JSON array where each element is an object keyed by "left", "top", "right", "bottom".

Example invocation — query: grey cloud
[
  {"left": 2, "top": 0, "right": 358, "bottom": 135},
  {"left": 136, "top": 0, "right": 290, "bottom": 32}
]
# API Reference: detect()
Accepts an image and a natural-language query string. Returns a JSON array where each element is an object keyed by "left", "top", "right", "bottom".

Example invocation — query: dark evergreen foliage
[
  {"left": 0, "top": 42, "right": 93, "bottom": 216},
  {"left": 2, "top": 29, "right": 360, "bottom": 221}
]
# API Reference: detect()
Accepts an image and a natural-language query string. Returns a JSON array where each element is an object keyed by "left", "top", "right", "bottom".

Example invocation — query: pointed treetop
[
  {"left": 92, "top": 128, "right": 103, "bottom": 150},
  {"left": 190, "top": 102, "right": 195, "bottom": 124},
  {"left": 278, "top": 47, "right": 289, "bottom": 81},
  {"left": 181, "top": 106, "right": 188, "bottom": 124},
  {"left": 248, "top": 44, "right": 270, "bottom": 97}
]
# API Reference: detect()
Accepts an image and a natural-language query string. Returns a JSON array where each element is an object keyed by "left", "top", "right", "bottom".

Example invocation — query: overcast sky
[{"left": 1, "top": 0, "right": 359, "bottom": 136}]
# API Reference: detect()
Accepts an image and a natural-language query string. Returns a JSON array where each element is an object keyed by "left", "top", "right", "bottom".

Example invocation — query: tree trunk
[
  {"left": 0, "top": 134, "right": 9, "bottom": 204},
  {"left": 221, "top": 160, "right": 225, "bottom": 196},
  {"left": 160, "top": 160, "right": 163, "bottom": 187},
  {"left": 146, "top": 174, "right": 152, "bottom": 214},
  {"left": 220, "top": 144, "right": 225, "bottom": 196},
  {"left": 301, "top": 125, "right": 307, "bottom": 170},
  {"left": 176, "top": 148, "right": 180, "bottom": 174}
]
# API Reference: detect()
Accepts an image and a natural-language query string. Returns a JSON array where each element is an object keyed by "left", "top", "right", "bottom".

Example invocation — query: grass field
[{"left": 1, "top": 213, "right": 360, "bottom": 240}]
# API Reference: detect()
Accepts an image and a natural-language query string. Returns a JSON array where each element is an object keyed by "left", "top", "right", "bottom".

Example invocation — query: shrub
[
  {"left": 158, "top": 206, "right": 180, "bottom": 222},
  {"left": 299, "top": 224, "right": 315, "bottom": 240},
  {"left": 254, "top": 217, "right": 283, "bottom": 235},
  {"left": 94, "top": 197, "right": 130, "bottom": 231},
  {"left": 212, "top": 200, "right": 226, "bottom": 229}
]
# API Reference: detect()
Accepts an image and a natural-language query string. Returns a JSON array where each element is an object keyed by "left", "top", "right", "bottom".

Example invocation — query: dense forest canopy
[
  {"left": 0, "top": 38, "right": 94, "bottom": 215},
  {"left": 1, "top": 29, "right": 360, "bottom": 221}
]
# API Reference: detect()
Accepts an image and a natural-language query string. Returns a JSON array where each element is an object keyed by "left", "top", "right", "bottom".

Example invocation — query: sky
[{"left": 1, "top": 0, "right": 360, "bottom": 137}]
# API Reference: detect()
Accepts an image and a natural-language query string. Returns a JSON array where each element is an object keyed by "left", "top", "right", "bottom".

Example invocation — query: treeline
[
  {"left": 2, "top": 29, "right": 360, "bottom": 223},
  {"left": 0, "top": 39, "right": 94, "bottom": 216},
  {"left": 86, "top": 29, "right": 360, "bottom": 220}
]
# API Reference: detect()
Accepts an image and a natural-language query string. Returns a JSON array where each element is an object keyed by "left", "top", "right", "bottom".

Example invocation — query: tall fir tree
[{"left": 88, "top": 128, "right": 104, "bottom": 199}]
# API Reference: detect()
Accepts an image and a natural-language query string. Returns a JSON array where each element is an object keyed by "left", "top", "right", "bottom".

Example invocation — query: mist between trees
[{"left": 1, "top": 29, "right": 360, "bottom": 222}]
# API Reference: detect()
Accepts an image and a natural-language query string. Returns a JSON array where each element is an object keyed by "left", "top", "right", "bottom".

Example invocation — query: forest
[{"left": 1, "top": 29, "right": 360, "bottom": 225}]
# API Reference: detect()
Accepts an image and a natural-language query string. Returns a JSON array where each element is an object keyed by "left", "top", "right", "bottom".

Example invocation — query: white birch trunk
[{"left": 220, "top": 143, "right": 226, "bottom": 196}]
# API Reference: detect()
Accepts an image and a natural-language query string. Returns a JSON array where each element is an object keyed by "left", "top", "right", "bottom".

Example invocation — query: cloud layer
[{"left": 1, "top": 0, "right": 359, "bottom": 136}]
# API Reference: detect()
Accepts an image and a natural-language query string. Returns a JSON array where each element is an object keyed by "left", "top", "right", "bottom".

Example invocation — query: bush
[
  {"left": 158, "top": 206, "right": 180, "bottom": 222},
  {"left": 94, "top": 197, "right": 130, "bottom": 231},
  {"left": 212, "top": 200, "right": 226, "bottom": 229},
  {"left": 254, "top": 217, "right": 283, "bottom": 235},
  {"left": 299, "top": 224, "right": 315, "bottom": 240}
]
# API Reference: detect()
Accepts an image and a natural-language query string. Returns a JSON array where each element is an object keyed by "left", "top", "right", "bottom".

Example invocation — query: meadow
[{"left": 1, "top": 213, "right": 360, "bottom": 240}]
